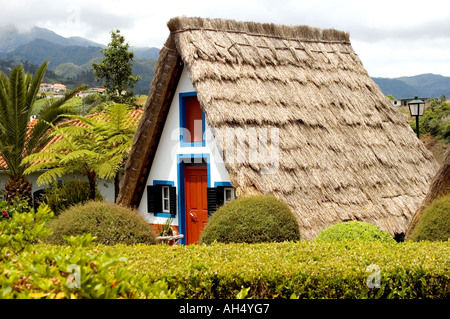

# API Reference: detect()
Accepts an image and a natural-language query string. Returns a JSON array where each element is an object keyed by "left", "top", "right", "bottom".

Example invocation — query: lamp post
[{"left": 408, "top": 96, "right": 425, "bottom": 138}]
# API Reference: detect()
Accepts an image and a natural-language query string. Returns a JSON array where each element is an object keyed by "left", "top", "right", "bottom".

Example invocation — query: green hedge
[
  {"left": 2, "top": 204, "right": 449, "bottom": 299},
  {"left": 102, "top": 240, "right": 450, "bottom": 299},
  {"left": 0, "top": 204, "right": 173, "bottom": 299}
]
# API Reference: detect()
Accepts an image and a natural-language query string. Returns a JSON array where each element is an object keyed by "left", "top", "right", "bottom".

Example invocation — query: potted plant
[{"left": 158, "top": 218, "right": 175, "bottom": 245}]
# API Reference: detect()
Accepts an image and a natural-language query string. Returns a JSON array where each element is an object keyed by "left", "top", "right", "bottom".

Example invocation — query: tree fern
[{"left": 22, "top": 103, "right": 140, "bottom": 200}]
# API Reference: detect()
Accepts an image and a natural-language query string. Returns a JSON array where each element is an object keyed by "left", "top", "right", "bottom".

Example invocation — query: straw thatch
[
  {"left": 405, "top": 147, "right": 450, "bottom": 239},
  {"left": 117, "top": 17, "right": 438, "bottom": 240}
]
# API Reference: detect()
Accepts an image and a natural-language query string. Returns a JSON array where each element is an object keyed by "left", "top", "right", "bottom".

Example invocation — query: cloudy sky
[{"left": 2, "top": 0, "right": 450, "bottom": 77}]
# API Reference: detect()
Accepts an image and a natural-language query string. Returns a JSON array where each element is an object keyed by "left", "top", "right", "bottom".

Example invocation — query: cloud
[
  {"left": 0, "top": 1, "right": 136, "bottom": 44},
  {"left": 1, "top": 0, "right": 450, "bottom": 77}
]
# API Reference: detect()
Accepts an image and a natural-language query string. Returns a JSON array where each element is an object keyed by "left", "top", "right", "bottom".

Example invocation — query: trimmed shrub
[
  {"left": 45, "top": 201, "right": 156, "bottom": 245},
  {"left": 314, "top": 221, "right": 395, "bottom": 243},
  {"left": 200, "top": 195, "right": 300, "bottom": 244},
  {"left": 409, "top": 194, "right": 450, "bottom": 242}
]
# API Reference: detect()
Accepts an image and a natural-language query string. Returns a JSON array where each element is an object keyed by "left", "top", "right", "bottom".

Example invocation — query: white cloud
[{"left": 1, "top": 0, "right": 450, "bottom": 77}]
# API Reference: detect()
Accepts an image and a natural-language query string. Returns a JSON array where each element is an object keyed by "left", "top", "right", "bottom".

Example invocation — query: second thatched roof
[
  {"left": 406, "top": 147, "right": 450, "bottom": 239},
  {"left": 118, "top": 17, "right": 438, "bottom": 240}
]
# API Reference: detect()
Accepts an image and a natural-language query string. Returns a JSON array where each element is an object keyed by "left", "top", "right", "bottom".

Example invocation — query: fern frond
[
  {"left": 21, "top": 151, "right": 61, "bottom": 166},
  {"left": 23, "top": 161, "right": 58, "bottom": 175},
  {"left": 94, "top": 160, "right": 121, "bottom": 180},
  {"left": 59, "top": 150, "right": 99, "bottom": 165},
  {"left": 36, "top": 167, "right": 69, "bottom": 186}
]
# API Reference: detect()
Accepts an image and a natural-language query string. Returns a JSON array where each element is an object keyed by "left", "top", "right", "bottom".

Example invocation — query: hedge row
[
  {"left": 0, "top": 206, "right": 173, "bottom": 299},
  {"left": 101, "top": 241, "right": 450, "bottom": 299}
]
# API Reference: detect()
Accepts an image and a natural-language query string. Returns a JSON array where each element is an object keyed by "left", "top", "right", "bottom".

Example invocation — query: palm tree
[{"left": 0, "top": 61, "right": 87, "bottom": 203}]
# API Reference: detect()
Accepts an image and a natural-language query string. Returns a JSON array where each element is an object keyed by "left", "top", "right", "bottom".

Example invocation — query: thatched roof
[
  {"left": 406, "top": 147, "right": 450, "bottom": 239},
  {"left": 117, "top": 17, "right": 438, "bottom": 240}
]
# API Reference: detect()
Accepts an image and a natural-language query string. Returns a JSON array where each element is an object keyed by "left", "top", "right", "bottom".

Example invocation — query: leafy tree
[
  {"left": 416, "top": 98, "right": 450, "bottom": 142},
  {"left": 22, "top": 104, "right": 139, "bottom": 200},
  {"left": 0, "top": 61, "right": 86, "bottom": 203},
  {"left": 92, "top": 30, "right": 141, "bottom": 104}
]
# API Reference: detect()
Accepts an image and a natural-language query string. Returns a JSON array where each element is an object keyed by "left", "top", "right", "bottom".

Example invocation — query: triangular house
[{"left": 117, "top": 17, "right": 438, "bottom": 243}]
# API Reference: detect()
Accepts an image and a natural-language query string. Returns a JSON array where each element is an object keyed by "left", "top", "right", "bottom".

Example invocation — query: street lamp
[{"left": 408, "top": 96, "right": 425, "bottom": 138}]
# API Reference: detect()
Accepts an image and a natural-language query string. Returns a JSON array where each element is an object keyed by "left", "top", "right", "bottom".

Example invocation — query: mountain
[
  {"left": 0, "top": 24, "right": 161, "bottom": 94},
  {"left": 132, "top": 46, "right": 160, "bottom": 60},
  {"left": 0, "top": 24, "right": 104, "bottom": 53},
  {"left": 372, "top": 74, "right": 450, "bottom": 99},
  {"left": 2, "top": 39, "right": 103, "bottom": 69}
]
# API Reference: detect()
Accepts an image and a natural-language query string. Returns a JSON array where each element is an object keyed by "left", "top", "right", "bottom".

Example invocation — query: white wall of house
[
  {"left": 137, "top": 67, "right": 231, "bottom": 226},
  {"left": 0, "top": 171, "right": 115, "bottom": 203}
]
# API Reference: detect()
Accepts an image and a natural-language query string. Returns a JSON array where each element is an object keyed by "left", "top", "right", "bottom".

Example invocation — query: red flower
[{"left": 2, "top": 210, "right": 9, "bottom": 219}]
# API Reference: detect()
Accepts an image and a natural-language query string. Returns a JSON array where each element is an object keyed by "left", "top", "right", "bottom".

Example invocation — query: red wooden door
[{"left": 184, "top": 166, "right": 208, "bottom": 244}]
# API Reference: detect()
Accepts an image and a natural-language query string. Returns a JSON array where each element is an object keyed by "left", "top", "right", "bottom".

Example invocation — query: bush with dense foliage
[
  {"left": 44, "top": 201, "right": 156, "bottom": 245},
  {"left": 200, "top": 195, "right": 301, "bottom": 244},
  {"left": 314, "top": 221, "right": 395, "bottom": 243},
  {"left": 37, "top": 180, "right": 103, "bottom": 215},
  {"left": 0, "top": 203, "right": 174, "bottom": 299},
  {"left": 104, "top": 240, "right": 450, "bottom": 299},
  {"left": 0, "top": 197, "right": 32, "bottom": 219},
  {"left": 409, "top": 195, "right": 450, "bottom": 242},
  {"left": 415, "top": 97, "right": 450, "bottom": 143}
]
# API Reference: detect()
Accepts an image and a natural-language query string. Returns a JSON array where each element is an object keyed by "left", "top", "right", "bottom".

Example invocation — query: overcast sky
[{"left": 2, "top": 0, "right": 450, "bottom": 77}]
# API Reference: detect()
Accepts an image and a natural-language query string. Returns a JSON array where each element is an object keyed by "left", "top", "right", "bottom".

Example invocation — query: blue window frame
[
  {"left": 149, "top": 180, "right": 176, "bottom": 218},
  {"left": 179, "top": 92, "right": 205, "bottom": 147}
]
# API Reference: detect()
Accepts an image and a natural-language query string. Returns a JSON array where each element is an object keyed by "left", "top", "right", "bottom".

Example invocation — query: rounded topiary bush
[
  {"left": 314, "top": 221, "right": 395, "bottom": 243},
  {"left": 409, "top": 194, "right": 450, "bottom": 242},
  {"left": 200, "top": 195, "right": 301, "bottom": 244},
  {"left": 45, "top": 201, "right": 156, "bottom": 245}
]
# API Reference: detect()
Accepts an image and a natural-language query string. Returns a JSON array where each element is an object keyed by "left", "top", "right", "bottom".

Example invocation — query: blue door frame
[{"left": 177, "top": 153, "right": 210, "bottom": 245}]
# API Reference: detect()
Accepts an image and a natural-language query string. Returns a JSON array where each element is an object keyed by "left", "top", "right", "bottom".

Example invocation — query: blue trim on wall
[
  {"left": 177, "top": 153, "right": 211, "bottom": 245},
  {"left": 153, "top": 180, "right": 174, "bottom": 187},
  {"left": 214, "top": 181, "right": 233, "bottom": 187},
  {"left": 179, "top": 92, "right": 206, "bottom": 147},
  {"left": 152, "top": 180, "right": 176, "bottom": 218}
]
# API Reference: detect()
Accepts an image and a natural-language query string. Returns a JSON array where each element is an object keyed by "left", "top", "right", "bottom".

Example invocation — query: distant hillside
[
  {"left": 0, "top": 24, "right": 104, "bottom": 52},
  {"left": 2, "top": 39, "right": 103, "bottom": 69},
  {"left": 0, "top": 24, "right": 160, "bottom": 94},
  {"left": 132, "top": 46, "right": 160, "bottom": 60},
  {"left": 372, "top": 74, "right": 450, "bottom": 98}
]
